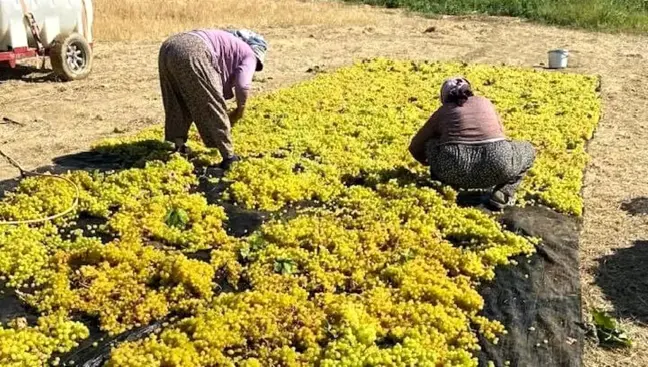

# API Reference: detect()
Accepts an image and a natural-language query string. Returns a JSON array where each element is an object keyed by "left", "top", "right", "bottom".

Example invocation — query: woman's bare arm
[{"left": 408, "top": 111, "right": 440, "bottom": 165}]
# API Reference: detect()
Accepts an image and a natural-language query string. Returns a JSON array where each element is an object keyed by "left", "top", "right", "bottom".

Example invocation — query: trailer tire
[{"left": 50, "top": 33, "right": 93, "bottom": 81}]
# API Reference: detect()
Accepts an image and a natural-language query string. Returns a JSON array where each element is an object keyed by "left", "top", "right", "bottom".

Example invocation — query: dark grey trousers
[{"left": 426, "top": 139, "right": 536, "bottom": 198}]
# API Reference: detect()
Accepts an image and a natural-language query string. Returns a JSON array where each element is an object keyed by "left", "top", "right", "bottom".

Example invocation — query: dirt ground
[{"left": 1, "top": 3, "right": 648, "bottom": 366}]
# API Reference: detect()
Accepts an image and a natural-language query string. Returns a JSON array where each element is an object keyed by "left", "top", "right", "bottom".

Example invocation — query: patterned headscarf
[
  {"left": 440, "top": 76, "right": 471, "bottom": 104},
  {"left": 226, "top": 29, "right": 268, "bottom": 71}
]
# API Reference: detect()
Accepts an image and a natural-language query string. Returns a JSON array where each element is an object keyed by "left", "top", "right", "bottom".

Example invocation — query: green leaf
[
  {"left": 399, "top": 249, "right": 416, "bottom": 262},
  {"left": 239, "top": 235, "right": 267, "bottom": 262},
  {"left": 592, "top": 309, "right": 617, "bottom": 330},
  {"left": 239, "top": 245, "right": 251, "bottom": 260},
  {"left": 590, "top": 308, "right": 632, "bottom": 349},
  {"left": 248, "top": 235, "right": 267, "bottom": 252},
  {"left": 273, "top": 258, "right": 296, "bottom": 275},
  {"left": 165, "top": 207, "right": 189, "bottom": 229}
]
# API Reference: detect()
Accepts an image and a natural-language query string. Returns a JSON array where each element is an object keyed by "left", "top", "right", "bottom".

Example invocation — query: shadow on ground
[
  {"left": 0, "top": 139, "right": 173, "bottom": 194},
  {"left": 53, "top": 139, "right": 174, "bottom": 170},
  {"left": 595, "top": 240, "right": 648, "bottom": 324},
  {"left": 621, "top": 197, "right": 648, "bottom": 216},
  {"left": 0, "top": 65, "right": 59, "bottom": 83}
]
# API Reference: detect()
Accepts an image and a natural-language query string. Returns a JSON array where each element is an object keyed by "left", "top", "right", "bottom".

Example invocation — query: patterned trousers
[
  {"left": 426, "top": 139, "right": 536, "bottom": 199},
  {"left": 158, "top": 32, "right": 234, "bottom": 159}
]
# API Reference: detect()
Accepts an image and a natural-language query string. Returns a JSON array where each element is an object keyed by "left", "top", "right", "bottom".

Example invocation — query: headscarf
[
  {"left": 440, "top": 76, "right": 471, "bottom": 104},
  {"left": 225, "top": 29, "right": 268, "bottom": 71}
]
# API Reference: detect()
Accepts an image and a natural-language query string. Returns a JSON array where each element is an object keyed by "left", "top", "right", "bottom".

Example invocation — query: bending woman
[
  {"left": 408, "top": 77, "right": 535, "bottom": 210},
  {"left": 158, "top": 28, "right": 268, "bottom": 170}
]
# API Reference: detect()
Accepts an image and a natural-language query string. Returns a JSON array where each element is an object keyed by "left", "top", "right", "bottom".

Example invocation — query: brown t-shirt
[{"left": 409, "top": 96, "right": 505, "bottom": 164}]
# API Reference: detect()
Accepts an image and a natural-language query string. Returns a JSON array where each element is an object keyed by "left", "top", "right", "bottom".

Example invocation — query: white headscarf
[{"left": 226, "top": 29, "right": 268, "bottom": 71}]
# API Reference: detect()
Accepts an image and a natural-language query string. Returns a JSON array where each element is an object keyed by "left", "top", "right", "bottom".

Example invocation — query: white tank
[{"left": 0, "top": 0, "right": 93, "bottom": 51}]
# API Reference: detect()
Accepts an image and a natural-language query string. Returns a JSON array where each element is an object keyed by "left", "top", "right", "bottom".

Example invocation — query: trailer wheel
[{"left": 50, "top": 33, "right": 93, "bottom": 81}]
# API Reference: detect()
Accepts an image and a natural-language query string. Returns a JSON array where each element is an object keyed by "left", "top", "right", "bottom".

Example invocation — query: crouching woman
[{"left": 408, "top": 77, "right": 536, "bottom": 210}]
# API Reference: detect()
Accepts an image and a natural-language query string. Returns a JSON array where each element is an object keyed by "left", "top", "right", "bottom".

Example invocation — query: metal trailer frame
[
  {"left": 0, "top": 43, "right": 93, "bottom": 68},
  {"left": 0, "top": 46, "right": 41, "bottom": 68}
]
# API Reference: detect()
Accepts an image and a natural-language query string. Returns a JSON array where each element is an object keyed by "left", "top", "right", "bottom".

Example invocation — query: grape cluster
[
  {"left": 0, "top": 313, "right": 88, "bottom": 366},
  {"left": 33, "top": 237, "right": 216, "bottom": 334}
]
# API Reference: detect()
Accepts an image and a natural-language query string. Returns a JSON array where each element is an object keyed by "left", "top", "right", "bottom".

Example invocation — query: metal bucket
[{"left": 548, "top": 49, "right": 569, "bottom": 69}]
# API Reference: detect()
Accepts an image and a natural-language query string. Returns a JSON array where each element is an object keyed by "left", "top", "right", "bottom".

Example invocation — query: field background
[
  {"left": 345, "top": 0, "right": 648, "bottom": 33},
  {"left": 1, "top": 0, "right": 648, "bottom": 366}
]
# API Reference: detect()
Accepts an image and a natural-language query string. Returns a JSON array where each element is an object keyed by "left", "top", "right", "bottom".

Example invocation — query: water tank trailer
[{"left": 0, "top": 0, "right": 93, "bottom": 81}]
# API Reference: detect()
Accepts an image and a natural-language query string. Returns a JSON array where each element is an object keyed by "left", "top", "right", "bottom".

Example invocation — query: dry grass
[{"left": 94, "top": 0, "right": 379, "bottom": 41}]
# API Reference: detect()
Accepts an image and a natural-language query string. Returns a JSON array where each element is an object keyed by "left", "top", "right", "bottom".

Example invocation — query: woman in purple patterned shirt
[{"left": 158, "top": 28, "right": 268, "bottom": 170}]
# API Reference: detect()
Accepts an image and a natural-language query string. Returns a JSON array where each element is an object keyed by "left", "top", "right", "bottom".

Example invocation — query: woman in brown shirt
[{"left": 408, "top": 77, "right": 536, "bottom": 210}]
